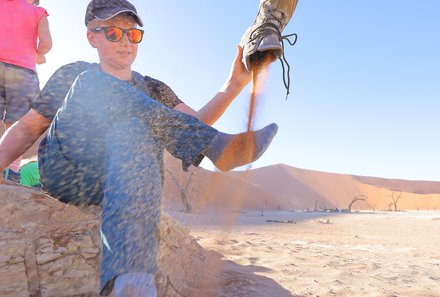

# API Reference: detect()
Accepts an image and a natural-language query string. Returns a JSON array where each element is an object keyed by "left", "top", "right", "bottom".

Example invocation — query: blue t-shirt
[{"left": 31, "top": 61, "right": 183, "bottom": 120}]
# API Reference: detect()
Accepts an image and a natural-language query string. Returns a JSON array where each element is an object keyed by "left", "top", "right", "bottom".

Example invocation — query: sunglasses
[{"left": 92, "top": 26, "right": 144, "bottom": 44}]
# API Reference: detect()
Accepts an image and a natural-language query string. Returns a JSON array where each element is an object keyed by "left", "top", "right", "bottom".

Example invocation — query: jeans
[{"left": 38, "top": 70, "right": 217, "bottom": 294}]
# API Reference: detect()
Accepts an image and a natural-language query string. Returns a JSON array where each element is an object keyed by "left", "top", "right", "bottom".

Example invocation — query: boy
[{"left": 0, "top": 0, "right": 277, "bottom": 296}]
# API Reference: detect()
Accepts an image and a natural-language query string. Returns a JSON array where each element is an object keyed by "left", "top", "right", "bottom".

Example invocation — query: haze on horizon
[{"left": 36, "top": 0, "right": 440, "bottom": 181}]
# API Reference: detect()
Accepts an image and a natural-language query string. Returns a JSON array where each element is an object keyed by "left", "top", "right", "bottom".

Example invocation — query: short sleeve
[
  {"left": 35, "top": 7, "right": 48, "bottom": 21},
  {"left": 32, "top": 62, "right": 92, "bottom": 120},
  {"left": 143, "top": 76, "right": 183, "bottom": 109}
]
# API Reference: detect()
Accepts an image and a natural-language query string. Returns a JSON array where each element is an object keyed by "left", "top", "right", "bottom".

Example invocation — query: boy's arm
[
  {"left": 0, "top": 110, "right": 51, "bottom": 181},
  {"left": 173, "top": 46, "right": 251, "bottom": 126},
  {"left": 36, "top": 14, "right": 52, "bottom": 58}
]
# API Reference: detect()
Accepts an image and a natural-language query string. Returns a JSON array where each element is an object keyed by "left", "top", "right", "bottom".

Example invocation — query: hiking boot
[
  {"left": 240, "top": 0, "right": 299, "bottom": 97},
  {"left": 240, "top": 0, "right": 298, "bottom": 70}
]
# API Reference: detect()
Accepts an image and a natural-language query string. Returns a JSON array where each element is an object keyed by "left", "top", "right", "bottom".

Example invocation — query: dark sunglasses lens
[
  {"left": 105, "top": 27, "right": 123, "bottom": 42},
  {"left": 128, "top": 29, "right": 143, "bottom": 43}
]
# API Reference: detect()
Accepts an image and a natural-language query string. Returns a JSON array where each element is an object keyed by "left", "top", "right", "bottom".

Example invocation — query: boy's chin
[{"left": 111, "top": 60, "right": 134, "bottom": 69}]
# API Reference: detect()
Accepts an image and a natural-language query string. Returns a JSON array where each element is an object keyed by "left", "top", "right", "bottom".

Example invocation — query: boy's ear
[{"left": 87, "top": 30, "right": 98, "bottom": 48}]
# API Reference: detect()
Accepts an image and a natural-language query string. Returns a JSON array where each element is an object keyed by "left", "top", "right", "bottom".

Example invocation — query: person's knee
[
  {"left": 75, "top": 70, "right": 108, "bottom": 89},
  {"left": 78, "top": 69, "right": 104, "bottom": 80},
  {"left": 68, "top": 70, "right": 116, "bottom": 111}
]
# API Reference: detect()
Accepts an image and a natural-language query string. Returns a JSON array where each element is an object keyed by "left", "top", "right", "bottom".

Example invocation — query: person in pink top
[{"left": 0, "top": 0, "right": 52, "bottom": 182}]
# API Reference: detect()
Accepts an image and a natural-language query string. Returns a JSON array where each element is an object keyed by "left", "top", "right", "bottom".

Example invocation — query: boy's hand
[
  {"left": 36, "top": 54, "right": 46, "bottom": 65},
  {"left": 228, "top": 46, "right": 251, "bottom": 89}
]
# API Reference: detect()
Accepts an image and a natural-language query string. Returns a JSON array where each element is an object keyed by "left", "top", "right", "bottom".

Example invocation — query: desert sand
[
  {"left": 159, "top": 158, "right": 440, "bottom": 296},
  {"left": 168, "top": 209, "right": 440, "bottom": 297}
]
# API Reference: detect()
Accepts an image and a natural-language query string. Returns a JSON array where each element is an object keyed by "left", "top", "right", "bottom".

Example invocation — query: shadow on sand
[{"left": 215, "top": 260, "right": 294, "bottom": 297}]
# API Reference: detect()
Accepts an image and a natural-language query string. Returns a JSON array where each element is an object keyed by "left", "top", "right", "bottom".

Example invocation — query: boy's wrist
[{"left": 222, "top": 78, "right": 246, "bottom": 95}]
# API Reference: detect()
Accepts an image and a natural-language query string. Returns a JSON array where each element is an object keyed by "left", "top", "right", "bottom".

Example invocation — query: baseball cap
[{"left": 85, "top": 0, "right": 144, "bottom": 27}]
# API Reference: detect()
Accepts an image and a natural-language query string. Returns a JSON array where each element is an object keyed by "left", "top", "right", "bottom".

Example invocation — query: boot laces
[
  {"left": 280, "top": 32, "right": 297, "bottom": 100},
  {"left": 248, "top": 10, "right": 298, "bottom": 100}
]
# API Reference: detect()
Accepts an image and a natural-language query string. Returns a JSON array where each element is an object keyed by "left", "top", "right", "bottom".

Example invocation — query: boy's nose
[{"left": 119, "top": 33, "right": 131, "bottom": 46}]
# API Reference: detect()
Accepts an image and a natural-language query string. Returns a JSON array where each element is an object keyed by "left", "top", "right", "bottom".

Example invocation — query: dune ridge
[{"left": 163, "top": 160, "right": 440, "bottom": 212}]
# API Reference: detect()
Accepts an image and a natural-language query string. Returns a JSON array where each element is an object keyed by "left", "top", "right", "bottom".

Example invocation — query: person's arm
[
  {"left": 36, "top": 14, "right": 52, "bottom": 63},
  {"left": 36, "top": 54, "right": 46, "bottom": 65},
  {"left": 173, "top": 46, "right": 251, "bottom": 126},
  {"left": 0, "top": 110, "right": 50, "bottom": 180}
]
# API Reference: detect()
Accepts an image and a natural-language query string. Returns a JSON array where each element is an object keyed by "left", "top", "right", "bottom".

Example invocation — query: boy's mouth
[{"left": 118, "top": 51, "right": 132, "bottom": 56}]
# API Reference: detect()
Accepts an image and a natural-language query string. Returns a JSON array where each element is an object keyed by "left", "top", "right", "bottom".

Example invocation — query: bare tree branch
[
  {"left": 348, "top": 194, "right": 367, "bottom": 212},
  {"left": 166, "top": 168, "right": 197, "bottom": 213},
  {"left": 389, "top": 191, "right": 402, "bottom": 211}
]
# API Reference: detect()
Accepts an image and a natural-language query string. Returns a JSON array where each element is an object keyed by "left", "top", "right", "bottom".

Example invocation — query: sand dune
[
  {"left": 237, "top": 164, "right": 440, "bottom": 210},
  {"left": 163, "top": 159, "right": 440, "bottom": 212},
  {"left": 162, "top": 160, "right": 440, "bottom": 296}
]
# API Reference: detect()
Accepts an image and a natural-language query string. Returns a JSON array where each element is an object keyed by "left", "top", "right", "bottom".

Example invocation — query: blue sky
[{"left": 37, "top": 0, "right": 440, "bottom": 181}]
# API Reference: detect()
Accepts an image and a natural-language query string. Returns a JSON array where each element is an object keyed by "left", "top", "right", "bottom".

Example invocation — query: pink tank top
[{"left": 0, "top": 0, "right": 48, "bottom": 72}]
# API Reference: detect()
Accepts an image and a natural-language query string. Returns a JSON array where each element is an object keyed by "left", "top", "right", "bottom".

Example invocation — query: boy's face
[{"left": 87, "top": 14, "right": 139, "bottom": 72}]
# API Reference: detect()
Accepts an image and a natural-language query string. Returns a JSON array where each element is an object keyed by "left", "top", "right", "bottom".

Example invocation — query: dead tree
[
  {"left": 166, "top": 168, "right": 197, "bottom": 213},
  {"left": 367, "top": 196, "right": 378, "bottom": 212},
  {"left": 314, "top": 200, "right": 328, "bottom": 212},
  {"left": 389, "top": 191, "right": 402, "bottom": 211},
  {"left": 387, "top": 202, "right": 393, "bottom": 211},
  {"left": 348, "top": 194, "right": 367, "bottom": 212}
]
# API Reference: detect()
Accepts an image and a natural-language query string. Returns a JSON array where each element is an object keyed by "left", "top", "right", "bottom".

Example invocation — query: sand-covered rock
[{"left": 0, "top": 182, "right": 217, "bottom": 297}]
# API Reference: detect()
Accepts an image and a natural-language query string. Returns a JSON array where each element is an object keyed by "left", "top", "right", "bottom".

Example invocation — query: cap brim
[{"left": 95, "top": 9, "right": 144, "bottom": 27}]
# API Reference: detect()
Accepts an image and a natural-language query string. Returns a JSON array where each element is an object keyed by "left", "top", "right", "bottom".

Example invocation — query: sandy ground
[{"left": 169, "top": 210, "right": 440, "bottom": 297}]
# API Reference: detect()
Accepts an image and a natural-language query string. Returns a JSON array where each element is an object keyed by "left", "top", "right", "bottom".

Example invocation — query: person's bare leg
[{"left": 3, "top": 121, "right": 22, "bottom": 176}]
